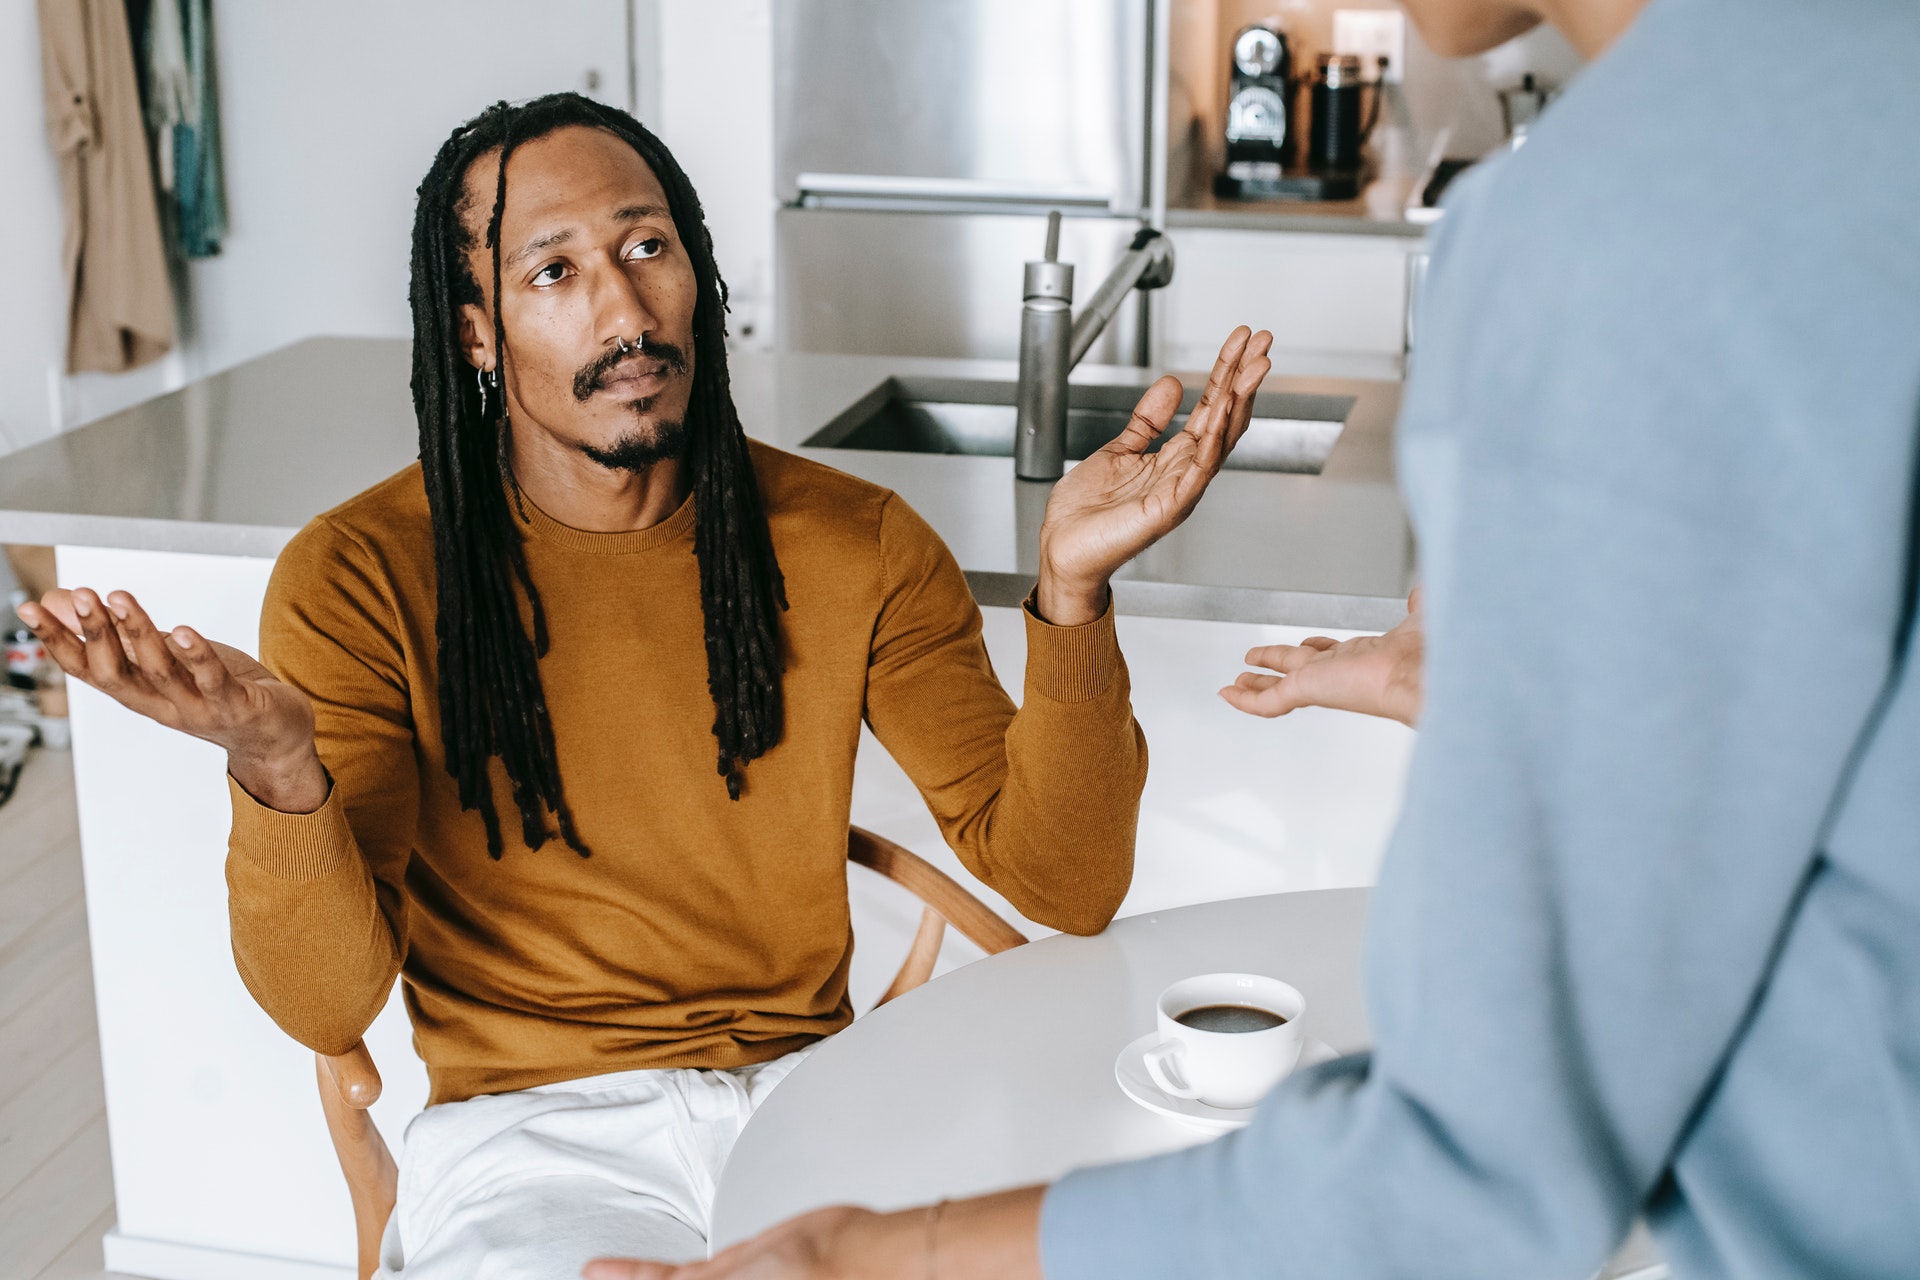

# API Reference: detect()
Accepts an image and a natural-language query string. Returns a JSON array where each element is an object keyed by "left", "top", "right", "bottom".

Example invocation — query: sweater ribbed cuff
[
  {"left": 1023, "top": 589, "right": 1122, "bottom": 704},
  {"left": 227, "top": 773, "right": 354, "bottom": 881}
]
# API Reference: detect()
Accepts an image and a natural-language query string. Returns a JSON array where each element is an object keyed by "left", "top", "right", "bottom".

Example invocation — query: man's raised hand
[
  {"left": 16, "top": 588, "right": 329, "bottom": 811},
  {"left": 1220, "top": 588, "right": 1425, "bottom": 728},
  {"left": 1033, "top": 326, "right": 1274, "bottom": 625}
]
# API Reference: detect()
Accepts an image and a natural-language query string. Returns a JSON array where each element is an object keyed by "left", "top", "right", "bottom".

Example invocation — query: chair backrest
[{"left": 316, "top": 826, "right": 1026, "bottom": 1280}]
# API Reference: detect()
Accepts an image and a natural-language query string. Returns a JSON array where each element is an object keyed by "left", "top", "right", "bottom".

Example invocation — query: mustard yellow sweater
[{"left": 226, "top": 443, "right": 1146, "bottom": 1105}]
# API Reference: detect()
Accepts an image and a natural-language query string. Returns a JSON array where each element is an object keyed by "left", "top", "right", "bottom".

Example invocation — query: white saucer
[{"left": 1113, "top": 1032, "right": 1339, "bottom": 1134}]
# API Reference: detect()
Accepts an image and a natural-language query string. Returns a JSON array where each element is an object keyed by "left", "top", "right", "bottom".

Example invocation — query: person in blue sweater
[{"left": 587, "top": 0, "right": 1920, "bottom": 1275}]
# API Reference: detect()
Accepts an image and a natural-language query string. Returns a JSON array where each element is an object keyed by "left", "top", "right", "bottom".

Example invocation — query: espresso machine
[
  {"left": 1223, "top": 23, "right": 1294, "bottom": 172},
  {"left": 1216, "top": 23, "right": 1379, "bottom": 202}
]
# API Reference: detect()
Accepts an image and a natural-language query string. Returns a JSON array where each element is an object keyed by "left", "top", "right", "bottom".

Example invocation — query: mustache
[{"left": 572, "top": 339, "right": 691, "bottom": 401}]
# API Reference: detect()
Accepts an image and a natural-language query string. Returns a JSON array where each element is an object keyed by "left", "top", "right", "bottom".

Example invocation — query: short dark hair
[{"left": 407, "top": 92, "right": 787, "bottom": 859}]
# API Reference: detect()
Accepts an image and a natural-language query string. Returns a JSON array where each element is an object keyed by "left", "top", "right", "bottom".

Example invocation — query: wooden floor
[{"left": 0, "top": 749, "right": 137, "bottom": 1280}]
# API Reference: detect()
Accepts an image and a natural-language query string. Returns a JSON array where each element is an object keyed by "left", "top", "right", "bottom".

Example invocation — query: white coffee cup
[{"left": 1143, "top": 972, "right": 1305, "bottom": 1110}]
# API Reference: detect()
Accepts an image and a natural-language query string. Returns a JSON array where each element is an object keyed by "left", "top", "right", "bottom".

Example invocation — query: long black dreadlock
[{"left": 407, "top": 93, "right": 787, "bottom": 859}]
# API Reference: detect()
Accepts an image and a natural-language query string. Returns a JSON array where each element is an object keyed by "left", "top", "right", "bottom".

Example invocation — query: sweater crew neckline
[{"left": 512, "top": 484, "right": 697, "bottom": 555}]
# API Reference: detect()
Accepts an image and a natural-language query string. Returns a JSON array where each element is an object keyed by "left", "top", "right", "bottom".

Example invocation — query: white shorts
[{"left": 375, "top": 1049, "right": 811, "bottom": 1280}]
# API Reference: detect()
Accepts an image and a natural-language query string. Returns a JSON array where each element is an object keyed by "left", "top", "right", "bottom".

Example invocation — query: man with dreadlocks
[{"left": 19, "top": 92, "right": 1272, "bottom": 1276}]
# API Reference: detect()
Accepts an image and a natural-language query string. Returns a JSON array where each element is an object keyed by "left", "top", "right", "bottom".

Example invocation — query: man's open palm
[
  {"left": 17, "top": 588, "right": 317, "bottom": 771},
  {"left": 1038, "top": 326, "right": 1273, "bottom": 597}
]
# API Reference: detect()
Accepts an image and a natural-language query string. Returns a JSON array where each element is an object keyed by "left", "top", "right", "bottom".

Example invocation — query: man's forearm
[
  {"left": 227, "top": 777, "right": 404, "bottom": 1054},
  {"left": 979, "top": 599, "right": 1145, "bottom": 935}
]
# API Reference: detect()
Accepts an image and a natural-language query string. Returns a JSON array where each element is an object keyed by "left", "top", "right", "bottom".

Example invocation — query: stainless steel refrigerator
[{"left": 775, "top": 0, "right": 1154, "bottom": 363}]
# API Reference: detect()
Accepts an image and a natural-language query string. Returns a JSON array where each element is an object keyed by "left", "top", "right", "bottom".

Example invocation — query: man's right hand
[
  {"left": 17, "top": 588, "right": 329, "bottom": 812},
  {"left": 1219, "top": 588, "right": 1425, "bottom": 728}
]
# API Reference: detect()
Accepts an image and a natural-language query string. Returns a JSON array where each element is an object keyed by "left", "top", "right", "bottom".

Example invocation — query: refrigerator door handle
[{"left": 795, "top": 172, "right": 1117, "bottom": 211}]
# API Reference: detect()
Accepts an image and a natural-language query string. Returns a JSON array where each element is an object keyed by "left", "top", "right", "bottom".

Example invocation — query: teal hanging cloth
[
  {"left": 177, "top": 0, "right": 225, "bottom": 256},
  {"left": 139, "top": 0, "right": 226, "bottom": 259}
]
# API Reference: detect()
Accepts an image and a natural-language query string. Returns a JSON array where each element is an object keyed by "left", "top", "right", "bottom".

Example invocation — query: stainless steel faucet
[{"left": 1015, "top": 211, "right": 1176, "bottom": 480}]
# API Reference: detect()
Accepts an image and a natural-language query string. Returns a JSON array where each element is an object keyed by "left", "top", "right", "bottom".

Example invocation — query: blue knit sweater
[{"left": 1042, "top": 1, "right": 1920, "bottom": 1275}]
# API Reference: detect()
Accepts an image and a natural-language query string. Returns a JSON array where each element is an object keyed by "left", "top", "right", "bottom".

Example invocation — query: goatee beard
[{"left": 579, "top": 418, "right": 689, "bottom": 473}]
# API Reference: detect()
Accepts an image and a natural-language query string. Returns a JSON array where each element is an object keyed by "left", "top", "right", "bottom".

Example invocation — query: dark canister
[{"left": 1308, "top": 53, "right": 1366, "bottom": 173}]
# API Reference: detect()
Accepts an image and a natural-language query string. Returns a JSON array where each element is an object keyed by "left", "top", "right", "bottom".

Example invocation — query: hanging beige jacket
[{"left": 39, "top": 0, "right": 176, "bottom": 374}]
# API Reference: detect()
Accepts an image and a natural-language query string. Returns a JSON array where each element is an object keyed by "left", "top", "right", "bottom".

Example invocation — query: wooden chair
[{"left": 316, "top": 826, "right": 1027, "bottom": 1280}]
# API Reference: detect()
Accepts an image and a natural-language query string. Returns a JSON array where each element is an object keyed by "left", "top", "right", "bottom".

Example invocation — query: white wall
[
  {"left": 654, "top": 0, "right": 778, "bottom": 349},
  {"left": 0, "top": 3, "right": 76, "bottom": 454},
  {"left": 179, "top": 2, "right": 628, "bottom": 391}
]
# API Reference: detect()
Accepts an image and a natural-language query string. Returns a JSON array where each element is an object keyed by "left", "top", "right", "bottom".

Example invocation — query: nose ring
[{"left": 613, "top": 334, "right": 647, "bottom": 357}]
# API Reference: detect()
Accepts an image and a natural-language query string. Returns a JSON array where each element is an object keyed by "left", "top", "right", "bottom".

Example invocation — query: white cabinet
[
  {"left": 1156, "top": 228, "right": 1420, "bottom": 379},
  {"left": 62, "top": 546, "right": 1408, "bottom": 1277},
  {"left": 848, "top": 606, "right": 1414, "bottom": 1007},
  {"left": 58, "top": 546, "right": 394, "bottom": 1279}
]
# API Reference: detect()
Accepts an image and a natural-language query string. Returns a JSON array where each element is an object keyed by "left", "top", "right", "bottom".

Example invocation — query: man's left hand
[{"left": 1034, "top": 325, "right": 1273, "bottom": 625}]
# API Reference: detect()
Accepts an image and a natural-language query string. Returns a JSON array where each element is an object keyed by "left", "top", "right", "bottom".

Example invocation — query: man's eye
[
  {"left": 627, "top": 237, "right": 666, "bottom": 261},
  {"left": 533, "top": 263, "right": 568, "bottom": 285}
]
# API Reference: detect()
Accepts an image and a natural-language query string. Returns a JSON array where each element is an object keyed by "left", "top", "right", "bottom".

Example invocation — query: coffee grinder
[{"left": 1308, "top": 54, "right": 1369, "bottom": 176}]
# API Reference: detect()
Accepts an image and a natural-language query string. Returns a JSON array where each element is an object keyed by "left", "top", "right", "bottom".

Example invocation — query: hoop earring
[{"left": 476, "top": 366, "right": 500, "bottom": 420}]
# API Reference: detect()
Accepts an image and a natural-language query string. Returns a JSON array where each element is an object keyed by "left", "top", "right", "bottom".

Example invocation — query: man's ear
[{"left": 458, "top": 302, "right": 494, "bottom": 372}]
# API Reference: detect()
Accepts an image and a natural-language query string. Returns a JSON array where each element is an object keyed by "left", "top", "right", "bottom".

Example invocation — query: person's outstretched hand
[
  {"left": 583, "top": 1206, "right": 869, "bottom": 1280},
  {"left": 582, "top": 1186, "right": 1047, "bottom": 1280},
  {"left": 1034, "top": 325, "right": 1274, "bottom": 625},
  {"left": 16, "top": 587, "right": 328, "bottom": 811},
  {"left": 1220, "top": 588, "right": 1424, "bottom": 727}
]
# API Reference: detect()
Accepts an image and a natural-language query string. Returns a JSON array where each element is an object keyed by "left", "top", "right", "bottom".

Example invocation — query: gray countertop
[
  {"left": 0, "top": 338, "right": 1413, "bottom": 630},
  {"left": 1164, "top": 176, "right": 1431, "bottom": 239}
]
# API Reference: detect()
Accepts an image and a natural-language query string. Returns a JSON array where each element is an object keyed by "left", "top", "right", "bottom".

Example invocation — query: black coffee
[{"left": 1175, "top": 1003, "right": 1287, "bottom": 1033}]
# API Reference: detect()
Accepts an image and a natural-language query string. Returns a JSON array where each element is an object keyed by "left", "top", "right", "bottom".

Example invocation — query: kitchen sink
[{"left": 804, "top": 377, "right": 1353, "bottom": 475}]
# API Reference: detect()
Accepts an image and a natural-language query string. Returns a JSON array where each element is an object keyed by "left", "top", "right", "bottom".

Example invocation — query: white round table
[{"left": 710, "top": 888, "right": 1372, "bottom": 1249}]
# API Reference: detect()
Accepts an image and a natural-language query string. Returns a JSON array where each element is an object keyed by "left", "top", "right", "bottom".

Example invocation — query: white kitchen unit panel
[
  {"left": 1158, "top": 228, "right": 1419, "bottom": 379},
  {"left": 845, "top": 605, "right": 1415, "bottom": 993},
  {"left": 57, "top": 545, "right": 410, "bottom": 1279},
  {"left": 56, "top": 547, "right": 1407, "bottom": 1275}
]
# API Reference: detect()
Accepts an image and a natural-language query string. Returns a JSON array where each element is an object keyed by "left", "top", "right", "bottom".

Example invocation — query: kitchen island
[
  {"left": 0, "top": 337, "right": 1412, "bottom": 629},
  {"left": 0, "top": 339, "right": 1414, "bottom": 1279}
]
